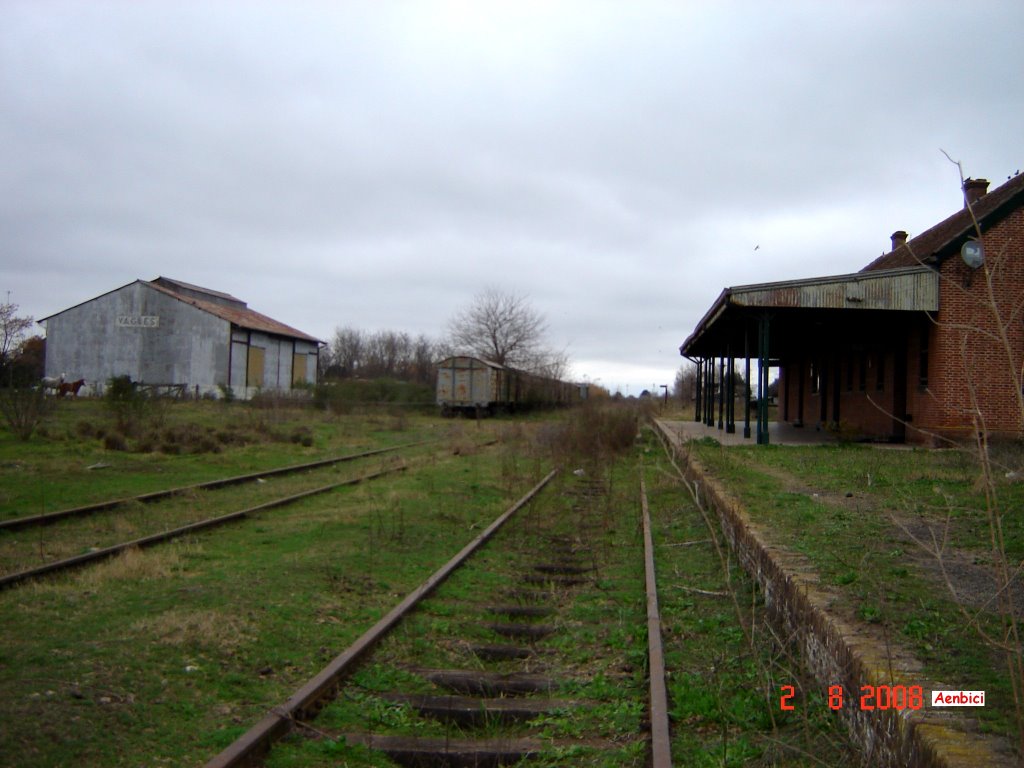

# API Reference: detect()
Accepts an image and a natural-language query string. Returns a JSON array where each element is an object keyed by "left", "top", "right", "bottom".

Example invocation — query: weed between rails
[
  {"left": 0, "top": 403, "right": 865, "bottom": 766},
  {"left": 267, "top": 420, "right": 858, "bottom": 767},
  {"left": 266, "top": 460, "right": 651, "bottom": 767},
  {"left": 0, "top": 424, "right": 525, "bottom": 767},
  {"left": 641, "top": 430, "right": 859, "bottom": 766}
]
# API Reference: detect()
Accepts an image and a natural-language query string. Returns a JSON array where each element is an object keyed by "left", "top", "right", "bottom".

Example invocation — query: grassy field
[
  {"left": 0, "top": 395, "right": 935, "bottom": 766},
  {"left": 0, "top": 398, "right": 532, "bottom": 766},
  {"left": 0, "top": 397, "right": 449, "bottom": 521}
]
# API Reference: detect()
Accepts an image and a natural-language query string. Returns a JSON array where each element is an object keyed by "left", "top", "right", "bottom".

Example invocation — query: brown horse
[{"left": 58, "top": 379, "right": 86, "bottom": 397}]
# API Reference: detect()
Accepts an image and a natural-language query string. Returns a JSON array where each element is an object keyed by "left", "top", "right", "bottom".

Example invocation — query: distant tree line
[
  {"left": 319, "top": 327, "right": 451, "bottom": 386},
  {"left": 673, "top": 361, "right": 781, "bottom": 404},
  {"left": 1, "top": 288, "right": 569, "bottom": 395},
  {"left": 320, "top": 288, "right": 571, "bottom": 388}
]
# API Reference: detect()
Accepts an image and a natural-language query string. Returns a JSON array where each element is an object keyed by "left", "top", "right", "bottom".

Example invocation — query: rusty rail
[
  {"left": 640, "top": 474, "right": 673, "bottom": 768},
  {"left": 0, "top": 442, "right": 425, "bottom": 533},
  {"left": 0, "top": 465, "right": 406, "bottom": 591},
  {"left": 203, "top": 469, "right": 559, "bottom": 768}
]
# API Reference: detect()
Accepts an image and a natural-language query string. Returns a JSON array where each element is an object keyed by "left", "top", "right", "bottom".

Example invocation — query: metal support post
[{"left": 757, "top": 314, "right": 770, "bottom": 445}]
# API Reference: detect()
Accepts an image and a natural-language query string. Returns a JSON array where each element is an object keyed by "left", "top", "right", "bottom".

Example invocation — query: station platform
[{"left": 655, "top": 418, "right": 839, "bottom": 447}]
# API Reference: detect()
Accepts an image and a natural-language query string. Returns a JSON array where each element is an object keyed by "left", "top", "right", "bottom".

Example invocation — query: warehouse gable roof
[
  {"left": 40, "top": 278, "right": 322, "bottom": 344},
  {"left": 147, "top": 279, "right": 322, "bottom": 343},
  {"left": 150, "top": 276, "right": 246, "bottom": 308}
]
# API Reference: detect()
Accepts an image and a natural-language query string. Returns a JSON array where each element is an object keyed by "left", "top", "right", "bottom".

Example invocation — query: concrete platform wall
[{"left": 652, "top": 419, "right": 1013, "bottom": 767}]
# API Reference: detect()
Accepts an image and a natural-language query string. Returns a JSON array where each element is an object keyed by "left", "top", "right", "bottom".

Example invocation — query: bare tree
[
  {"left": 365, "top": 330, "right": 409, "bottom": 378},
  {"left": 410, "top": 333, "right": 441, "bottom": 385},
  {"left": 446, "top": 287, "right": 549, "bottom": 370},
  {"left": 673, "top": 362, "right": 698, "bottom": 403},
  {"left": 527, "top": 347, "right": 570, "bottom": 381},
  {"left": 0, "top": 300, "right": 34, "bottom": 386},
  {"left": 325, "top": 326, "right": 365, "bottom": 378},
  {"left": 321, "top": 326, "right": 446, "bottom": 385}
]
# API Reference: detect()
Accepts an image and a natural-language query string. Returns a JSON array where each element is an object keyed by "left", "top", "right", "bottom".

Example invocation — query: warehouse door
[
  {"left": 292, "top": 353, "right": 308, "bottom": 386},
  {"left": 247, "top": 347, "right": 265, "bottom": 388}
]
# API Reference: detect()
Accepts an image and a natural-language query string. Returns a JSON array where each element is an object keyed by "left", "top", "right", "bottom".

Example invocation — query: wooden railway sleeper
[
  {"left": 203, "top": 470, "right": 559, "bottom": 768},
  {"left": 379, "top": 692, "right": 575, "bottom": 727},
  {"left": 350, "top": 473, "right": 614, "bottom": 767}
]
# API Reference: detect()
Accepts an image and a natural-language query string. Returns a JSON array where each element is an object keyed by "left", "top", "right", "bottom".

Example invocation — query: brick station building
[{"left": 679, "top": 172, "right": 1024, "bottom": 444}]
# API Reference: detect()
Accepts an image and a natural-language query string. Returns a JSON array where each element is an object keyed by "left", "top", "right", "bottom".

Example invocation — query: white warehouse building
[{"left": 40, "top": 277, "right": 322, "bottom": 399}]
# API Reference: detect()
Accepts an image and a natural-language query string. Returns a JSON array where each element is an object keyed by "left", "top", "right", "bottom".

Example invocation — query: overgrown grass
[
  {"left": 266, "top": 456, "right": 652, "bottom": 767},
  {"left": 685, "top": 438, "right": 1024, "bottom": 743},
  {"left": 641, "top": 432, "right": 858, "bottom": 766},
  {"left": 0, "top": 404, "right": 534, "bottom": 767},
  {"left": 264, "top": 417, "right": 861, "bottom": 767},
  {"left": 0, "top": 399, "right": 466, "bottom": 522},
  {"left": 0, "top": 400, "right": 867, "bottom": 766},
  {"left": 313, "top": 378, "right": 435, "bottom": 414}
]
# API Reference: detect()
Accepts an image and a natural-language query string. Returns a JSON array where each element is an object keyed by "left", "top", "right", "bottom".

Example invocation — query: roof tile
[{"left": 862, "top": 173, "right": 1024, "bottom": 272}]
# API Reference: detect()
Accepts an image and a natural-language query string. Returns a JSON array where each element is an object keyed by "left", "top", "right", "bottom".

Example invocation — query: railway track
[
  {"left": 1, "top": 415, "right": 868, "bottom": 766},
  {"left": 0, "top": 441, "right": 451, "bottom": 589},
  {"left": 203, "top": 467, "right": 673, "bottom": 767},
  {"left": 0, "top": 442, "right": 425, "bottom": 532},
  {"left": 0, "top": 464, "right": 407, "bottom": 591}
]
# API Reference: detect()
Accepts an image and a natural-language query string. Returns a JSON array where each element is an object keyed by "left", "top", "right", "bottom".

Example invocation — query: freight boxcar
[{"left": 436, "top": 356, "right": 586, "bottom": 416}]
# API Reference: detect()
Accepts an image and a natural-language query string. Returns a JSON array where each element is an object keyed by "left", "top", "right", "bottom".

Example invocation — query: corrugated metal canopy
[{"left": 680, "top": 266, "right": 938, "bottom": 359}]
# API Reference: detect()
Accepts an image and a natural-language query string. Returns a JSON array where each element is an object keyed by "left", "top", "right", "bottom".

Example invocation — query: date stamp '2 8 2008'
[{"left": 779, "top": 685, "right": 985, "bottom": 711}]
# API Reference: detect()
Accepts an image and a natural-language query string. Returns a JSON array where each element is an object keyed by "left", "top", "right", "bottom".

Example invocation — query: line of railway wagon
[{"left": 435, "top": 355, "right": 588, "bottom": 416}]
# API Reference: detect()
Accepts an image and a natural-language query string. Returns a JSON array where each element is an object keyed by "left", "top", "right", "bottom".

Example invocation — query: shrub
[
  {"left": 289, "top": 427, "right": 314, "bottom": 447},
  {"left": 0, "top": 387, "right": 56, "bottom": 441},
  {"left": 543, "top": 401, "right": 639, "bottom": 467},
  {"left": 103, "top": 432, "right": 128, "bottom": 451},
  {"left": 105, "top": 375, "right": 149, "bottom": 435},
  {"left": 314, "top": 379, "right": 433, "bottom": 412}
]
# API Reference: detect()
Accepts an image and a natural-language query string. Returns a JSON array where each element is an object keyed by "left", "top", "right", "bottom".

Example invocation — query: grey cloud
[{"left": 2, "top": 1, "right": 1022, "bottom": 393}]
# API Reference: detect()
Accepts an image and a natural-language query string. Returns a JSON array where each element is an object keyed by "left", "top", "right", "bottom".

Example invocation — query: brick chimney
[
  {"left": 963, "top": 178, "right": 989, "bottom": 208},
  {"left": 890, "top": 231, "right": 908, "bottom": 251}
]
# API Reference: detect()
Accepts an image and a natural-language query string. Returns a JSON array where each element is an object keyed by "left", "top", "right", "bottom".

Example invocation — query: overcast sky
[{"left": 2, "top": 1, "right": 1022, "bottom": 395}]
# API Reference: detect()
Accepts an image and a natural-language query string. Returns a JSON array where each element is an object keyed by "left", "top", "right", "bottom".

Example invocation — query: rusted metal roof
[
  {"left": 147, "top": 281, "right": 322, "bottom": 343},
  {"left": 727, "top": 266, "right": 938, "bottom": 311},
  {"left": 39, "top": 279, "right": 322, "bottom": 344},
  {"left": 680, "top": 266, "right": 937, "bottom": 357},
  {"left": 150, "top": 276, "right": 246, "bottom": 308}
]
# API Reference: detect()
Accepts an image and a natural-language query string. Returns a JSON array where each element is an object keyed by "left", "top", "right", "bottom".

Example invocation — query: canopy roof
[{"left": 679, "top": 266, "right": 937, "bottom": 359}]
